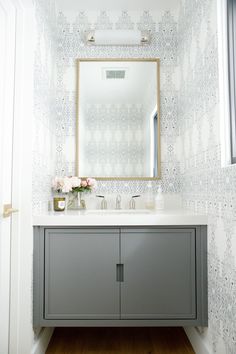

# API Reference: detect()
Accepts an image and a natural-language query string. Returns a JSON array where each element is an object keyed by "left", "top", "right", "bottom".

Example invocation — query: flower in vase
[
  {"left": 69, "top": 176, "right": 81, "bottom": 188},
  {"left": 52, "top": 177, "right": 65, "bottom": 193},
  {"left": 52, "top": 176, "right": 97, "bottom": 196},
  {"left": 62, "top": 177, "right": 73, "bottom": 193},
  {"left": 81, "top": 180, "right": 88, "bottom": 188},
  {"left": 52, "top": 176, "right": 74, "bottom": 194},
  {"left": 86, "top": 178, "right": 97, "bottom": 189},
  {"left": 71, "top": 177, "right": 97, "bottom": 193}
]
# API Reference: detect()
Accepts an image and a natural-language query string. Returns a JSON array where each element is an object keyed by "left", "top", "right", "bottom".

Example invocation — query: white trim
[
  {"left": 9, "top": 3, "right": 25, "bottom": 353},
  {"left": 217, "top": 0, "right": 232, "bottom": 166},
  {"left": 15, "top": 6, "right": 35, "bottom": 353},
  {"left": 184, "top": 327, "right": 211, "bottom": 354},
  {"left": 0, "top": 1, "right": 17, "bottom": 353},
  {"left": 7, "top": 1, "right": 35, "bottom": 353},
  {"left": 31, "top": 328, "right": 54, "bottom": 354}
]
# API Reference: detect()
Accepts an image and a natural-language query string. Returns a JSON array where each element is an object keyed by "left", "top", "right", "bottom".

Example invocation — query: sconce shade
[{"left": 86, "top": 30, "right": 150, "bottom": 45}]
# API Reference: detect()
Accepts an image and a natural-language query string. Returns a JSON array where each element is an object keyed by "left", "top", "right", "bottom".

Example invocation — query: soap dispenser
[
  {"left": 145, "top": 182, "right": 154, "bottom": 209},
  {"left": 155, "top": 185, "right": 164, "bottom": 210}
]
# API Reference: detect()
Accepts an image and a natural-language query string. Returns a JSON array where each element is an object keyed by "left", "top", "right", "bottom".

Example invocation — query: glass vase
[{"left": 77, "top": 192, "right": 86, "bottom": 210}]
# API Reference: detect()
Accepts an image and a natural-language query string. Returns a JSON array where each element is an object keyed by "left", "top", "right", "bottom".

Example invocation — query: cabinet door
[
  {"left": 121, "top": 228, "right": 196, "bottom": 319},
  {"left": 44, "top": 229, "right": 120, "bottom": 320}
]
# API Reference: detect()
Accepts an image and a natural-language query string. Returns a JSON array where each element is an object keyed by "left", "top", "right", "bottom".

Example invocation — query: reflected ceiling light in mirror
[{"left": 85, "top": 30, "right": 150, "bottom": 45}]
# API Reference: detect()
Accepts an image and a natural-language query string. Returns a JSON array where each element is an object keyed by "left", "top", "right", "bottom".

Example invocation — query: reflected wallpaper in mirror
[{"left": 77, "top": 59, "right": 160, "bottom": 179}]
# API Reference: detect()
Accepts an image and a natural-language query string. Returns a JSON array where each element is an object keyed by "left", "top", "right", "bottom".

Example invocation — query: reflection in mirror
[{"left": 77, "top": 59, "right": 160, "bottom": 179}]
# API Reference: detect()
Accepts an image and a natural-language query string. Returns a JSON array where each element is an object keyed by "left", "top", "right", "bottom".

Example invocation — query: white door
[{"left": 0, "top": 1, "right": 18, "bottom": 353}]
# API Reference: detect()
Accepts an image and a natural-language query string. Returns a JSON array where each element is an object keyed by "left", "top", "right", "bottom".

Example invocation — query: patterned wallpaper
[
  {"left": 178, "top": 0, "right": 236, "bottom": 352},
  {"left": 32, "top": 0, "right": 236, "bottom": 352},
  {"left": 55, "top": 10, "right": 180, "bottom": 195},
  {"left": 33, "top": 0, "right": 57, "bottom": 214},
  {"left": 80, "top": 103, "right": 149, "bottom": 177}
]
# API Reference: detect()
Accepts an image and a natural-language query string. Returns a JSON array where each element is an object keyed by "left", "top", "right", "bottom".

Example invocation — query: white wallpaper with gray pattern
[
  {"left": 80, "top": 103, "right": 149, "bottom": 177},
  {"left": 55, "top": 10, "right": 180, "bottom": 194},
  {"left": 179, "top": 0, "right": 236, "bottom": 352},
  {"left": 33, "top": 0, "right": 57, "bottom": 214}
]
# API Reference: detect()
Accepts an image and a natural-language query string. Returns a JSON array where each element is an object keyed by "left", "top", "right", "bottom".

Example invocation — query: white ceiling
[
  {"left": 79, "top": 61, "right": 156, "bottom": 104},
  {"left": 56, "top": 0, "right": 179, "bottom": 12}
]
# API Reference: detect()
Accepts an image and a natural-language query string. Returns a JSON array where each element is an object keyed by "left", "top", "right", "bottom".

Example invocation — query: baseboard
[
  {"left": 184, "top": 327, "right": 211, "bottom": 354},
  {"left": 31, "top": 327, "right": 54, "bottom": 354}
]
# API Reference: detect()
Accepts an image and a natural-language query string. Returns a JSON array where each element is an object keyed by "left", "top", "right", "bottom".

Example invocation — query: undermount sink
[{"left": 86, "top": 209, "right": 153, "bottom": 215}]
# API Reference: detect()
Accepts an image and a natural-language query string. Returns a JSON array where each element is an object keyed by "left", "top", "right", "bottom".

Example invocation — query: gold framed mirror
[{"left": 76, "top": 58, "right": 160, "bottom": 180}]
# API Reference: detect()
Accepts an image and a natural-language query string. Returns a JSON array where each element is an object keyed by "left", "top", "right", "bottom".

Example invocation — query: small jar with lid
[{"left": 53, "top": 194, "right": 66, "bottom": 211}]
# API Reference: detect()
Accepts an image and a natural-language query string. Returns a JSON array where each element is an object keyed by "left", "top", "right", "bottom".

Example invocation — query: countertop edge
[{"left": 32, "top": 211, "right": 208, "bottom": 226}]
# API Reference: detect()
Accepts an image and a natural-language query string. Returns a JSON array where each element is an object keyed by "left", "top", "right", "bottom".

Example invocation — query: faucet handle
[
  {"left": 96, "top": 195, "right": 107, "bottom": 210},
  {"left": 129, "top": 195, "right": 141, "bottom": 210},
  {"left": 116, "top": 194, "right": 121, "bottom": 210}
]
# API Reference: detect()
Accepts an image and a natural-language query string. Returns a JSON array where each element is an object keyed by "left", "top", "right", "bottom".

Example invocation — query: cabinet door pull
[{"left": 116, "top": 264, "right": 124, "bottom": 282}]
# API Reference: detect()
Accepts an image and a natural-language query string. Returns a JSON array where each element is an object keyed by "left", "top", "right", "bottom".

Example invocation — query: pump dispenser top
[{"left": 155, "top": 185, "right": 164, "bottom": 210}]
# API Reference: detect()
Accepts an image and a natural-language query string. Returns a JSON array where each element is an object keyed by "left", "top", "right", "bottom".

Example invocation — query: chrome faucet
[
  {"left": 129, "top": 195, "right": 141, "bottom": 210},
  {"left": 96, "top": 195, "right": 107, "bottom": 210},
  {"left": 115, "top": 195, "right": 121, "bottom": 210}
]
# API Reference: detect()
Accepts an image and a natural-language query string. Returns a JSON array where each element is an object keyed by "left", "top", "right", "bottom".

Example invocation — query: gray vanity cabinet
[
  {"left": 120, "top": 229, "right": 196, "bottom": 319},
  {"left": 36, "top": 228, "right": 120, "bottom": 321},
  {"left": 33, "top": 226, "right": 207, "bottom": 327}
]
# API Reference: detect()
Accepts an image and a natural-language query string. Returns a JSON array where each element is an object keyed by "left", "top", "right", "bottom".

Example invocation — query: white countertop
[{"left": 33, "top": 209, "right": 208, "bottom": 226}]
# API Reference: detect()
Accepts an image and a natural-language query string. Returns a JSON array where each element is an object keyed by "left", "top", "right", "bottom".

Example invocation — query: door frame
[
  {"left": 3, "top": 0, "right": 35, "bottom": 353},
  {"left": 0, "top": 1, "right": 17, "bottom": 352}
]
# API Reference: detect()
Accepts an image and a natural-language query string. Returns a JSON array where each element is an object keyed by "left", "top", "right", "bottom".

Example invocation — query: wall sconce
[{"left": 85, "top": 30, "right": 150, "bottom": 46}]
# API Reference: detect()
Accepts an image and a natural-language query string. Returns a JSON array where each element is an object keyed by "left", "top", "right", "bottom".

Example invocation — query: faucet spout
[{"left": 129, "top": 195, "right": 141, "bottom": 210}]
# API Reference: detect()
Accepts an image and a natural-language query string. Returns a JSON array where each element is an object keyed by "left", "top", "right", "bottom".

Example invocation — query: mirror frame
[{"left": 76, "top": 58, "right": 161, "bottom": 180}]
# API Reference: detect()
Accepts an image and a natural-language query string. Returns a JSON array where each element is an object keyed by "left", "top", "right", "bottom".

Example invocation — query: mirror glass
[{"left": 77, "top": 59, "right": 160, "bottom": 179}]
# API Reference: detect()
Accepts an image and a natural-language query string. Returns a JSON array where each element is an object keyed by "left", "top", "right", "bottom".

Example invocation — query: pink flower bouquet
[
  {"left": 52, "top": 176, "right": 97, "bottom": 194},
  {"left": 72, "top": 177, "right": 97, "bottom": 193}
]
